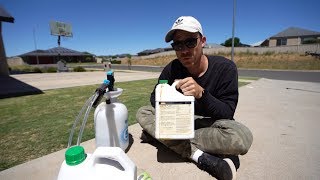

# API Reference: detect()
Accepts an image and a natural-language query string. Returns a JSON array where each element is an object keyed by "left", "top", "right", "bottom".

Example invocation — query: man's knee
[
  {"left": 232, "top": 122, "right": 253, "bottom": 155},
  {"left": 214, "top": 120, "right": 253, "bottom": 155},
  {"left": 136, "top": 105, "right": 155, "bottom": 124},
  {"left": 136, "top": 105, "right": 156, "bottom": 136}
]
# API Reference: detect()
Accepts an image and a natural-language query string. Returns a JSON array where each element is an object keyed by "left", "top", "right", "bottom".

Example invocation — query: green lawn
[{"left": 0, "top": 78, "right": 252, "bottom": 171}]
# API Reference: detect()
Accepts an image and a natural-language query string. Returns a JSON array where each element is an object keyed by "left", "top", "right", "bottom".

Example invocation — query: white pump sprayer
[
  {"left": 94, "top": 87, "right": 129, "bottom": 150},
  {"left": 57, "top": 71, "right": 136, "bottom": 180}
]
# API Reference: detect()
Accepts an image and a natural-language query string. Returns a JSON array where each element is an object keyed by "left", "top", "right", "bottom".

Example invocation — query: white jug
[
  {"left": 155, "top": 80, "right": 195, "bottom": 139},
  {"left": 57, "top": 146, "right": 137, "bottom": 180}
]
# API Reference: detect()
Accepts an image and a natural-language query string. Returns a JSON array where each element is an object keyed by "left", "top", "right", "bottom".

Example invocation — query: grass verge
[{"left": 0, "top": 78, "right": 252, "bottom": 171}]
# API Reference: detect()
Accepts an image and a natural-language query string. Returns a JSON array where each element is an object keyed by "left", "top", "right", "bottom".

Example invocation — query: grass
[{"left": 0, "top": 78, "right": 252, "bottom": 171}]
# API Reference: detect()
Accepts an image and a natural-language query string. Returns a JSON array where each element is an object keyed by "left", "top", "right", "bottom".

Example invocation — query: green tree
[
  {"left": 222, "top": 37, "right": 240, "bottom": 47},
  {"left": 83, "top": 51, "right": 91, "bottom": 55}
]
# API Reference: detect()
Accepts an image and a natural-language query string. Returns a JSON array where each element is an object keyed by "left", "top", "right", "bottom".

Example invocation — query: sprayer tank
[{"left": 94, "top": 88, "right": 129, "bottom": 151}]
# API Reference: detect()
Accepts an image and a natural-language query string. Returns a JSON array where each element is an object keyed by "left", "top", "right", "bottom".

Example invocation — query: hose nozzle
[
  {"left": 107, "top": 70, "right": 115, "bottom": 91},
  {"left": 93, "top": 79, "right": 110, "bottom": 107}
]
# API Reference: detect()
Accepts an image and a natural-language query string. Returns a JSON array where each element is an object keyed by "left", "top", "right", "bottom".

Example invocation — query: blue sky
[{"left": 1, "top": 0, "right": 320, "bottom": 56}]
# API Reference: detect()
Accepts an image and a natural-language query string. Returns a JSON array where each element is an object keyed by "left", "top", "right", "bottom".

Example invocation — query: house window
[
  {"left": 302, "top": 37, "right": 317, "bottom": 44},
  {"left": 276, "top": 38, "right": 287, "bottom": 46},
  {"left": 282, "top": 39, "right": 287, "bottom": 45}
]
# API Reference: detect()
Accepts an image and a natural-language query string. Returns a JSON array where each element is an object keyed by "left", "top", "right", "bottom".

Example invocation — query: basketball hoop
[
  {"left": 59, "top": 28, "right": 66, "bottom": 36},
  {"left": 50, "top": 20, "right": 73, "bottom": 47},
  {"left": 59, "top": 31, "right": 67, "bottom": 37},
  {"left": 50, "top": 21, "right": 73, "bottom": 37}
]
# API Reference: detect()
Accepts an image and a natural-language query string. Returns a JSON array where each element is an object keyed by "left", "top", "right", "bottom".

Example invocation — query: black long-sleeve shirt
[{"left": 150, "top": 55, "right": 239, "bottom": 120}]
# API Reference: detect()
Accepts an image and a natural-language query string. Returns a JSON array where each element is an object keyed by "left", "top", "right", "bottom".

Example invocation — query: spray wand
[{"left": 67, "top": 70, "right": 116, "bottom": 147}]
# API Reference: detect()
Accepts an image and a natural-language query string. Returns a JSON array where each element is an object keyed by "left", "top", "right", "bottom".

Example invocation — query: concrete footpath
[
  {"left": 1, "top": 72, "right": 320, "bottom": 179},
  {"left": 0, "top": 71, "right": 160, "bottom": 98},
  {"left": 235, "top": 79, "right": 320, "bottom": 179}
]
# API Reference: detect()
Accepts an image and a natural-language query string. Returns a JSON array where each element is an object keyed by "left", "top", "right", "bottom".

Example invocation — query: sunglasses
[{"left": 171, "top": 37, "right": 200, "bottom": 51}]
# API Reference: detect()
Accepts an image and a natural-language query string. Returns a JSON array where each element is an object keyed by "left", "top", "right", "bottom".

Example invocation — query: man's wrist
[{"left": 196, "top": 88, "right": 206, "bottom": 99}]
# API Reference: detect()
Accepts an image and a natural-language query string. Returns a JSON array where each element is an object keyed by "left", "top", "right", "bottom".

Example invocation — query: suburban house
[
  {"left": 204, "top": 43, "right": 224, "bottom": 48},
  {"left": 262, "top": 27, "right": 320, "bottom": 47},
  {"left": 18, "top": 47, "right": 95, "bottom": 64},
  {"left": 137, "top": 47, "right": 172, "bottom": 56}
]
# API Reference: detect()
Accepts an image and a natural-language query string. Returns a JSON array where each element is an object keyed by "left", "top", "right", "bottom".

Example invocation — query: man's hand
[{"left": 175, "top": 77, "right": 204, "bottom": 99}]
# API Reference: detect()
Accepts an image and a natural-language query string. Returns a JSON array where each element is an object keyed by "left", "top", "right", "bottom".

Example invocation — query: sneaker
[
  {"left": 198, "top": 153, "right": 236, "bottom": 180},
  {"left": 224, "top": 155, "right": 240, "bottom": 170}
]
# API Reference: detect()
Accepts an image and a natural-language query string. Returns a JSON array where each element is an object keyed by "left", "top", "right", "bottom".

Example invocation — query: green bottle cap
[
  {"left": 65, "top": 146, "right": 86, "bottom": 166},
  {"left": 159, "top": 80, "right": 168, "bottom": 84}
]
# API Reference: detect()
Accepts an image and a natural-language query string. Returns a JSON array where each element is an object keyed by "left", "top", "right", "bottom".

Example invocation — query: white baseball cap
[{"left": 165, "top": 16, "right": 203, "bottom": 43}]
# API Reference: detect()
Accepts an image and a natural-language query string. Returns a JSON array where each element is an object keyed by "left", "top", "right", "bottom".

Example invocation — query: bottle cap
[
  {"left": 103, "top": 79, "right": 110, "bottom": 85},
  {"left": 65, "top": 146, "right": 86, "bottom": 166},
  {"left": 107, "top": 70, "right": 114, "bottom": 76},
  {"left": 159, "top": 80, "right": 168, "bottom": 84}
]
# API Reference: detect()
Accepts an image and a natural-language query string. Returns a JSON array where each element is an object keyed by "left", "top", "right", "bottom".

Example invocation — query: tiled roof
[
  {"left": 19, "top": 47, "right": 93, "bottom": 57},
  {"left": 270, "top": 27, "right": 320, "bottom": 38}
]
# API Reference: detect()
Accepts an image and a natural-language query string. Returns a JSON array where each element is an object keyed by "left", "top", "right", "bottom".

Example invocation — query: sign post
[{"left": 49, "top": 21, "right": 73, "bottom": 64}]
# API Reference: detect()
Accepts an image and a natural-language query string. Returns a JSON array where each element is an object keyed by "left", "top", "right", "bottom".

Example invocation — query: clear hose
[
  {"left": 67, "top": 92, "right": 96, "bottom": 147},
  {"left": 76, "top": 92, "right": 99, "bottom": 145}
]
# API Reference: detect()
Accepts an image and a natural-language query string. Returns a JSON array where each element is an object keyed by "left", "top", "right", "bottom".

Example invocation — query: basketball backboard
[{"left": 50, "top": 21, "right": 73, "bottom": 37}]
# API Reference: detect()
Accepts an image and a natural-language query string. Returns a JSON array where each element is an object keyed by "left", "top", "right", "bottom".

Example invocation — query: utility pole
[
  {"left": 33, "top": 27, "right": 39, "bottom": 64},
  {"left": 231, "top": 0, "right": 236, "bottom": 61}
]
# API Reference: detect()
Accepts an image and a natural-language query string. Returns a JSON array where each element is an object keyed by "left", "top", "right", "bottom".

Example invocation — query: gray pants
[{"left": 136, "top": 106, "right": 253, "bottom": 159}]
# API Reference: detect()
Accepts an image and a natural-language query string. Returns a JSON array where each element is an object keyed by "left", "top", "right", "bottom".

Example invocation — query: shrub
[
  {"left": 85, "top": 57, "right": 93, "bottom": 62},
  {"left": 32, "top": 67, "right": 43, "bottom": 73},
  {"left": 46, "top": 67, "right": 57, "bottom": 73},
  {"left": 73, "top": 66, "right": 86, "bottom": 72},
  {"left": 111, "top": 60, "right": 121, "bottom": 64},
  {"left": 22, "top": 66, "right": 33, "bottom": 73}
]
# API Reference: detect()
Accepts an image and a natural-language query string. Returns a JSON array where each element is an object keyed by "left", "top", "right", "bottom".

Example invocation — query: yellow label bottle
[{"left": 155, "top": 80, "right": 194, "bottom": 139}]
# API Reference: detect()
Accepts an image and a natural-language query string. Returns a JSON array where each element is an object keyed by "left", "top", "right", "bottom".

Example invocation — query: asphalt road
[
  {"left": 84, "top": 64, "right": 320, "bottom": 83},
  {"left": 238, "top": 69, "right": 320, "bottom": 83}
]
